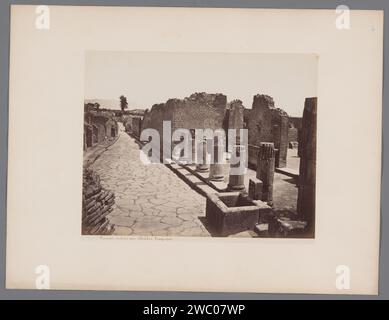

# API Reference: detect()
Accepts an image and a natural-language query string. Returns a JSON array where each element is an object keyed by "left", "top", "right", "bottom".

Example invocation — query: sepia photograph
[
  {"left": 5, "top": 4, "right": 382, "bottom": 295},
  {"left": 82, "top": 51, "right": 317, "bottom": 238}
]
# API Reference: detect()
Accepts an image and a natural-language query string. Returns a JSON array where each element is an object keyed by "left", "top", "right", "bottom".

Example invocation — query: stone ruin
[
  {"left": 83, "top": 103, "right": 119, "bottom": 151},
  {"left": 124, "top": 116, "right": 142, "bottom": 137},
  {"left": 245, "top": 94, "right": 289, "bottom": 169},
  {"left": 119, "top": 92, "right": 316, "bottom": 237},
  {"left": 83, "top": 103, "right": 120, "bottom": 235},
  {"left": 140, "top": 92, "right": 227, "bottom": 160},
  {"left": 254, "top": 142, "right": 276, "bottom": 206},
  {"left": 288, "top": 117, "right": 302, "bottom": 145},
  {"left": 137, "top": 92, "right": 293, "bottom": 170},
  {"left": 297, "top": 97, "right": 317, "bottom": 236}
]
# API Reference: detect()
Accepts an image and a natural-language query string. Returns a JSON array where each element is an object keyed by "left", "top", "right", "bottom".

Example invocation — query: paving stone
[
  {"left": 113, "top": 226, "right": 134, "bottom": 235},
  {"left": 90, "top": 127, "right": 211, "bottom": 237},
  {"left": 109, "top": 216, "right": 136, "bottom": 228},
  {"left": 128, "top": 210, "right": 145, "bottom": 218},
  {"left": 161, "top": 216, "right": 183, "bottom": 227},
  {"left": 176, "top": 213, "right": 196, "bottom": 221}
]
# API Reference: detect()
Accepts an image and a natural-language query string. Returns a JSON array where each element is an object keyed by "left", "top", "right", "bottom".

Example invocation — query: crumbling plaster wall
[{"left": 246, "top": 94, "right": 289, "bottom": 168}]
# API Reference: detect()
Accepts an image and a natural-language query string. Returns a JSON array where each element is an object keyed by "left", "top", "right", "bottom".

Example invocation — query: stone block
[
  {"left": 227, "top": 144, "right": 246, "bottom": 191},
  {"left": 256, "top": 142, "right": 275, "bottom": 205},
  {"left": 205, "top": 192, "right": 271, "bottom": 236},
  {"left": 249, "top": 178, "right": 263, "bottom": 200},
  {"left": 289, "top": 141, "right": 298, "bottom": 149}
]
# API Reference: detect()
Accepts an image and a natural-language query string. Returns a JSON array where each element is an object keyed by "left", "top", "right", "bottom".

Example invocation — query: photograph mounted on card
[
  {"left": 82, "top": 51, "right": 317, "bottom": 239},
  {"left": 6, "top": 5, "right": 382, "bottom": 294}
]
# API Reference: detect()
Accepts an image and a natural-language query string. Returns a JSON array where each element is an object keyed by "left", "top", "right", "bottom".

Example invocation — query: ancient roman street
[
  {"left": 89, "top": 124, "right": 210, "bottom": 237},
  {"left": 82, "top": 92, "right": 317, "bottom": 238}
]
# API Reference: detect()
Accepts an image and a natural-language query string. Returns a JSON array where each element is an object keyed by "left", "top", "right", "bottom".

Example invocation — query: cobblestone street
[{"left": 90, "top": 124, "right": 210, "bottom": 237}]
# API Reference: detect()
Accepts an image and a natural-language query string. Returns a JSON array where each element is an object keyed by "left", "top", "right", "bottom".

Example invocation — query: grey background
[{"left": 0, "top": 0, "right": 386, "bottom": 300}]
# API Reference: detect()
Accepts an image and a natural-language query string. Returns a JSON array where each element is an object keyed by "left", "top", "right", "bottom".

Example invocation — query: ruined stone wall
[
  {"left": 289, "top": 117, "right": 302, "bottom": 129},
  {"left": 91, "top": 117, "right": 107, "bottom": 143},
  {"left": 142, "top": 102, "right": 173, "bottom": 154},
  {"left": 143, "top": 93, "right": 227, "bottom": 132},
  {"left": 123, "top": 115, "right": 141, "bottom": 135},
  {"left": 247, "top": 95, "right": 275, "bottom": 145},
  {"left": 83, "top": 109, "right": 118, "bottom": 150},
  {"left": 142, "top": 103, "right": 172, "bottom": 133},
  {"left": 141, "top": 93, "right": 227, "bottom": 159},
  {"left": 105, "top": 118, "right": 118, "bottom": 138},
  {"left": 288, "top": 117, "right": 302, "bottom": 143},
  {"left": 140, "top": 92, "right": 290, "bottom": 167},
  {"left": 123, "top": 116, "right": 132, "bottom": 132},
  {"left": 176, "top": 93, "right": 226, "bottom": 130},
  {"left": 246, "top": 94, "right": 289, "bottom": 168},
  {"left": 131, "top": 117, "right": 142, "bottom": 137},
  {"left": 288, "top": 127, "right": 299, "bottom": 142}
]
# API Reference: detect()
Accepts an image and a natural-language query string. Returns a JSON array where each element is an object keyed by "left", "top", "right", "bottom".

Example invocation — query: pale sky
[{"left": 85, "top": 51, "right": 317, "bottom": 117}]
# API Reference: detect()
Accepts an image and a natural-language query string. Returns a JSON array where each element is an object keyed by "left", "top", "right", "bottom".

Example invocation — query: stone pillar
[
  {"left": 227, "top": 100, "right": 244, "bottom": 141},
  {"left": 256, "top": 142, "right": 275, "bottom": 205},
  {"left": 227, "top": 144, "right": 246, "bottom": 191},
  {"left": 196, "top": 137, "right": 209, "bottom": 172},
  {"left": 249, "top": 178, "right": 263, "bottom": 200},
  {"left": 297, "top": 127, "right": 303, "bottom": 158},
  {"left": 226, "top": 100, "right": 246, "bottom": 191},
  {"left": 297, "top": 97, "right": 317, "bottom": 236},
  {"left": 273, "top": 115, "right": 289, "bottom": 168},
  {"left": 209, "top": 137, "right": 224, "bottom": 181},
  {"left": 190, "top": 129, "right": 196, "bottom": 164}
]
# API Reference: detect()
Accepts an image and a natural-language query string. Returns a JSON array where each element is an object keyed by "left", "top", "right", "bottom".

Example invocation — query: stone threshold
[
  {"left": 275, "top": 167, "right": 299, "bottom": 179},
  {"left": 181, "top": 164, "right": 229, "bottom": 193},
  {"left": 165, "top": 162, "right": 217, "bottom": 198}
]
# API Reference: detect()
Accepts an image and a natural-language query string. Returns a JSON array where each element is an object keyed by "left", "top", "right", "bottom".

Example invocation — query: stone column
[
  {"left": 196, "top": 137, "right": 209, "bottom": 172},
  {"left": 226, "top": 100, "right": 246, "bottom": 191},
  {"left": 209, "top": 137, "right": 225, "bottom": 181},
  {"left": 256, "top": 142, "right": 275, "bottom": 205},
  {"left": 190, "top": 129, "right": 196, "bottom": 165},
  {"left": 227, "top": 100, "right": 244, "bottom": 142},
  {"left": 273, "top": 115, "right": 289, "bottom": 168},
  {"left": 249, "top": 178, "right": 263, "bottom": 200},
  {"left": 227, "top": 144, "right": 246, "bottom": 191},
  {"left": 297, "top": 97, "right": 317, "bottom": 236}
]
